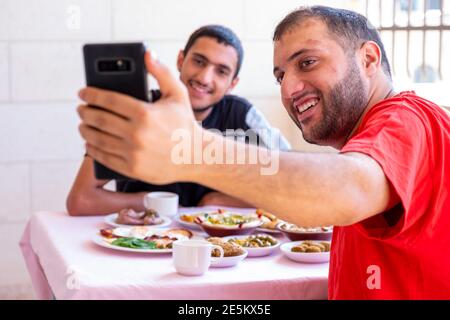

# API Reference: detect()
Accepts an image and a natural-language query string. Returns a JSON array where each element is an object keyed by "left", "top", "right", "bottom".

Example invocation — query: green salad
[{"left": 111, "top": 237, "right": 157, "bottom": 249}]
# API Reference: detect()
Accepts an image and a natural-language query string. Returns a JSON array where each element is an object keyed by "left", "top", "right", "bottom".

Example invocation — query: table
[{"left": 19, "top": 208, "right": 329, "bottom": 300}]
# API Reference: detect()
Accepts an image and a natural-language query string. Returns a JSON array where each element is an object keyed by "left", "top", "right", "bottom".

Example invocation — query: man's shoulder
[{"left": 369, "top": 91, "right": 447, "bottom": 123}]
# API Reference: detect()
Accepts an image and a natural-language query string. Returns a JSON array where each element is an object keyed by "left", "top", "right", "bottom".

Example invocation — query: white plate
[
  {"left": 210, "top": 250, "right": 248, "bottom": 268},
  {"left": 175, "top": 215, "right": 204, "bottom": 231},
  {"left": 280, "top": 241, "right": 330, "bottom": 263},
  {"left": 222, "top": 235, "right": 280, "bottom": 257},
  {"left": 176, "top": 209, "right": 267, "bottom": 231},
  {"left": 93, "top": 227, "right": 203, "bottom": 254},
  {"left": 256, "top": 227, "right": 281, "bottom": 234},
  {"left": 92, "top": 234, "right": 173, "bottom": 254},
  {"left": 104, "top": 213, "right": 172, "bottom": 228}
]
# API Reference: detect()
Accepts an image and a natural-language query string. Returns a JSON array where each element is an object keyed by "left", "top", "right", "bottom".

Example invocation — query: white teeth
[
  {"left": 190, "top": 81, "right": 208, "bottom": 93},
  {"left": 296, "top": 99, "right": 319, "bottom": 113}
]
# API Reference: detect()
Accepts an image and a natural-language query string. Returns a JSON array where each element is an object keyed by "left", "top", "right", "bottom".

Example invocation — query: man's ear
[
  {"left": 360, "top": 41, "right": 382, "bottom": 77},
  {"left": 226, "top": 76, "right": 240, "bottom": 94},
  {"left": 176, "top": 50, "right": 185, "bottom": 72}
]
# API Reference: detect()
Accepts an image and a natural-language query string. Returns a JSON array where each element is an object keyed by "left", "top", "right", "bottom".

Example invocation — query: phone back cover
[{"left": 83, "top": 43, "right": 148, "bottom": 180}]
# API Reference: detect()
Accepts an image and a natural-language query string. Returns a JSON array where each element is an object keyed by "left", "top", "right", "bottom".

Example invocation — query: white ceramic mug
[
  {"left": 172, "top": 240, "right": 224, "bottom": 276},
  {"left": 143, "top": 192, "right": 179, "bottom": 217}
]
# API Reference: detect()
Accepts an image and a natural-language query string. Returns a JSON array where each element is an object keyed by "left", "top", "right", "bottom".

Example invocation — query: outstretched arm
[{"left": 77, "top": 51, "right": 398, "bottom": 225}]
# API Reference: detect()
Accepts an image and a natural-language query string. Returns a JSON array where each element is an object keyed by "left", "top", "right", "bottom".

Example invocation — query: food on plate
[
  {"left": 254, "top": 209, "right": 284, "bottom": 230},
  {"left": 196, "top": 209, "right": 261, "bottom": 229},
  {"left": 279, "top": 223, "right": 332, "bottom": 233},
  {"left": 99, "top": 227, "right": 193, "bottom": 250},
  {"left": 163, "top": 228, "right": 194, "bottom": 239},
  {"left": 115, "top": 208, "right": 164, "bottom": 226},
  {"left": 291, "top": 241, "right": 331, "bottom": 253},
  {"left": 110, "top": 238, "right": 158, "bottom": 249},
  {"left": 179, "top": 212, "right": 207, "bottom": 224},
  {"left": 227, "top": 234, "right": 279, "bottom": 248},
  {"left": 207, "top": 237, "right": 245, "bottom": 257}
]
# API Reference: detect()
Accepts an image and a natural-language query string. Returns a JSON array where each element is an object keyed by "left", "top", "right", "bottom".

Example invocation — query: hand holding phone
[{"left": 83, "top": 42, "right": 149, "bottom": 180}]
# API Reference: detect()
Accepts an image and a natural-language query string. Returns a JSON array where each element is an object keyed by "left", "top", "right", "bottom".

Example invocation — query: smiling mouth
[
  {"left": 294, "top": 98, "right": 320, "bottom": 115},
  {"left": 188, "top": 80, "right": 212, "bottom": 95}
]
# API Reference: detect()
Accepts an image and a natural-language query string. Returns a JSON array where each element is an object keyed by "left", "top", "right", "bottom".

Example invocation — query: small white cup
[
  {"left": 173, "top": 240, "right": 224, "bottom": 276},
  {"left": 143, "top": 192, "right": 179, "bottom": 217}
]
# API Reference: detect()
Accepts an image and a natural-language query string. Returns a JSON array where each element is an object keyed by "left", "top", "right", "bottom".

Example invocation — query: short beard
[{"left": 301, "top": 58, "right": 369, "bottom": 146}]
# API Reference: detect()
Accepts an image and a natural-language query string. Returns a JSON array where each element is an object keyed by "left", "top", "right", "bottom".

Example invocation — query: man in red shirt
[{"left": 76, "top": 6, "right": 450, "bottom": 299}]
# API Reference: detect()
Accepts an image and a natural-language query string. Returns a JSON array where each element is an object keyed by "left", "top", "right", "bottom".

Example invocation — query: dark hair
[
  {"left": 183, "top": 25, "right": 244, "bottom": 78},
  {"left": 273, "top": 6, "right": 392, "bottom": 79}
]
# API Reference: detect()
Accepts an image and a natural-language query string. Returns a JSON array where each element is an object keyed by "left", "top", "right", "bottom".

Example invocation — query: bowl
[
  {"left": 222, "top": 234, "right": 281, "bottom": 257},
  {"left": 276, "top": 222, "right": 333, "bottom": 241},
  {"left": 199, "top": 220, "right": 263, "bottom": 237},
  {"left": 210, "top": 250, "right": 248, "bottom": 268},
  {"left": 280, "top": 241, "right": 330, "bottom": 264}
]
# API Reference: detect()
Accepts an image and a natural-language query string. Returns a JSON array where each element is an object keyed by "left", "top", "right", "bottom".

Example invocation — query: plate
[
  {"left": 210, "top": 250, "right": 248, "bottom": 268},
  {"left": 256, "top": 227, "right": 281, "bottom": 234},
  {"left": 93, "top": 227, "right": 202, "bottom": 254},
  {"left": 199, "top": 220, "right": 263, "bottom": 237},
  {"left": 176, "top": 209, "right": 268, "bottom": 233},
  {"left": 104, "top": 213, "right": 172, "bottom": 228},
  {"left": 175, "top": 214, "right": 205, "bottom": 231},
  {"left": 280, "top": 241, "right": 330, "bottom": 263},
  {"left": 92, "top": 234, "right": 173, "bottom": 253},
  {"left": 277, "top": 223, "right": 333, "bottom": 241},
  {"left": 222, "top": 235, "right": 280, "bottom": 257}
]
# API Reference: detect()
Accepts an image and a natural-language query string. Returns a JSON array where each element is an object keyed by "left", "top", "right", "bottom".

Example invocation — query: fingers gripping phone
[{"left": 83, "top": 43, "right": 149, "bottom": 180}]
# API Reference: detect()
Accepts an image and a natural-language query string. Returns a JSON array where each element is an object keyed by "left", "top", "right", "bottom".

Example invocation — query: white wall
[{"left": 0, "top": 0, "right": 359, "bottom": 299}]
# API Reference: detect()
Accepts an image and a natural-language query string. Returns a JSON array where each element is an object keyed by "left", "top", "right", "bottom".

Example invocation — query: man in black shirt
[{"left": 67, "top": 25, "right": 290, "bottom": 215}]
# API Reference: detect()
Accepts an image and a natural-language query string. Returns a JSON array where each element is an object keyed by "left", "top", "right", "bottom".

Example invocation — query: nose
[
  {"left": 280, "top": 72, "right": 306, "bottom": 100},
  {"left": 196, "top": 65, "right": 215, "bottom": 84}
]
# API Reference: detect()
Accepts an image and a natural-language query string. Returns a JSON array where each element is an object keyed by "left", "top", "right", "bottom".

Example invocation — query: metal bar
[
  {"left": 407, "top": 0, "right": 412, "bottom": 78},
  {"left": 422, "top": 0, "right": 427, "bottom": 72},
  {"left": 392, "top": 0, "right": 396, "bottom": 75},
  {"left": 438, "top": 0, "right": 444, "bottom": 79},
  {"left": 366, "top": 0, "right": 369, "bottom": 21},
  {"left": 380, "top": 0, "right": 383, "bottom": 27}
]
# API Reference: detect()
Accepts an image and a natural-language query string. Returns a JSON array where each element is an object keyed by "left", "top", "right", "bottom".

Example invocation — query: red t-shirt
[{"left": 330, "top": 91, "right": 450, "bottom": 299}]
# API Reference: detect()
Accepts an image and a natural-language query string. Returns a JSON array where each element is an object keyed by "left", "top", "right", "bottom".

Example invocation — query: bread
[{"left": 207, "top": 237, "right": 245, "bottom": 257}]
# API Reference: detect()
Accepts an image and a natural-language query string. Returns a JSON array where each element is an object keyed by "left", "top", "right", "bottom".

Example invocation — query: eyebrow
[
  {"left": 273, "top": 48, "right": 314, "bottom": 75},
  {"left": 192, "top": 53, "right": 233, "bottom": 73}
]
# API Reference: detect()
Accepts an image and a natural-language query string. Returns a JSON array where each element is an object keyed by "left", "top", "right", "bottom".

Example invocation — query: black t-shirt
[{"left": 116, "top": 90, "right": 290, "bottom": 207}]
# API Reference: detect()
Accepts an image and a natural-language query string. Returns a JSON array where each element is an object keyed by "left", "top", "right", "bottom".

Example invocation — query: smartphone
[{"left": 83, "top": 42, "right": 149, "bottom": 180}]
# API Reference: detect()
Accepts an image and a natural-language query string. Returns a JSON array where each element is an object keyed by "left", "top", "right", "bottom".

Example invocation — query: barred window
[{"left": 360, "top": 0, "right": 450, "bottom": 107}]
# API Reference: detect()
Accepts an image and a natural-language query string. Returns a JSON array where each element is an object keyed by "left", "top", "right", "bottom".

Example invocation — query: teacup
[
  {"left": 172, "top": 240, "right": 224, "bottom": 276},
  {"left": 143, "top": 192, "right": 179, "bottom": 217}
]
